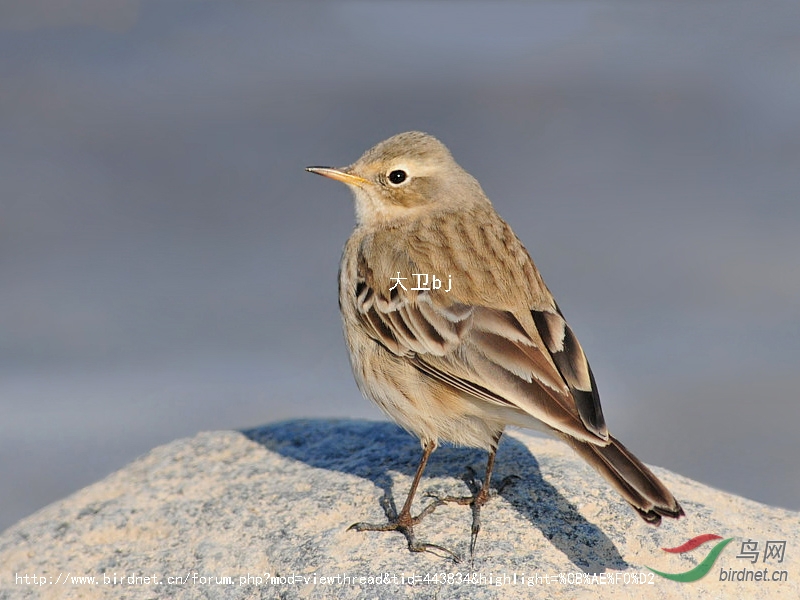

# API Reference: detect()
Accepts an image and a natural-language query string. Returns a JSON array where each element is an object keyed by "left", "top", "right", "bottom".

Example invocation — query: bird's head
[{"left": 307, "top": 131, "right": 486, "bottom": 226}]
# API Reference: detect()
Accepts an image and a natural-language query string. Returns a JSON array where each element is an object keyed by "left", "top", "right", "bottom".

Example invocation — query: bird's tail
[{"left": 561, "top": 434, "right": 685, "bottom": 525}]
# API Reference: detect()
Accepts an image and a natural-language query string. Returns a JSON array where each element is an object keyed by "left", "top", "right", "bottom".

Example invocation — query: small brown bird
[{"left": 307, "top": 131, "right": 683, "bottom": 556}]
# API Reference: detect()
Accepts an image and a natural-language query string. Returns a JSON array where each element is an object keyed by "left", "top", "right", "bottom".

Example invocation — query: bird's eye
[{"left": 388, "top": 169, "right": 407, "bottom": 185}]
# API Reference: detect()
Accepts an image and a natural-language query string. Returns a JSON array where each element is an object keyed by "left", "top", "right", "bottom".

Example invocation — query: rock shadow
[{"left": 243, "top": 418, "right": 628, "bottom": 572}]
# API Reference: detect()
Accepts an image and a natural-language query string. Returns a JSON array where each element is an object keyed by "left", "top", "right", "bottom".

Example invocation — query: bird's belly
[{"left": 345, "top": 331, "right": 508, "bottom": 450}]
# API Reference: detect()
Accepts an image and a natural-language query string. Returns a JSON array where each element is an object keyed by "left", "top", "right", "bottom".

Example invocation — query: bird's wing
[{"left": 350, "top": 242, "right": 608, "bottom": 444}]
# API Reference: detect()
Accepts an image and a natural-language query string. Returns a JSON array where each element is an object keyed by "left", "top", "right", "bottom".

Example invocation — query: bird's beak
[{"left": 306, "top": 166, "right": 370, "bottom": 187}]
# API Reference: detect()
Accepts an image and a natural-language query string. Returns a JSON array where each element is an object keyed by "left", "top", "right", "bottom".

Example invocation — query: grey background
[{"left": 1, "top": 1, "right": 798, "bottom": 532}]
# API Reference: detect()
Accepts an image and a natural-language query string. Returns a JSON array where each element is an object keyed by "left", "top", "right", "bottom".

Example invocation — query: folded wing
[{"left": 351, "top": 267, "right": 609, "bottom": 445}]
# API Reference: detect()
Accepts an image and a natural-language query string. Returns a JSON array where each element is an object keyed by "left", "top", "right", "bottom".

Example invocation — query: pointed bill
[{"left": 306, "top": 166, "right": 370, "bottom": 187}]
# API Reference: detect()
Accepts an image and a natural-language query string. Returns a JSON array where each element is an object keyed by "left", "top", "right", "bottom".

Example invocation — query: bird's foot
[
  {"left": 427, "top": 467, "right": 519, "bottom": 505},
  {"left": 424, "top": 468, "right": 520, "bottom": 555},
  {"left": 348, "top": 496, "right": 460, "bottom": 560}
]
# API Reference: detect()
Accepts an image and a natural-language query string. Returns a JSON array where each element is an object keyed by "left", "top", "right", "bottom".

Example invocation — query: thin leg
[
  {"left": 474, "top": 442, "right": 498, "bottom": 505},
  {"left": 436, "top": 432, "right": 504, "bottom": 506},
  {"left": 349, "top": 440, "right": 458, "bottom": 559},
  {"left": 396, "top": 439, "right": 435, "bottom": 526},
  {"left": 433, "top": 431, "right": 517, "bottom": 555}
]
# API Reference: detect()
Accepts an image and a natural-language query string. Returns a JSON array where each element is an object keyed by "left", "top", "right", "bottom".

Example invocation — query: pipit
[{"left": 307, "top": 131, "right": 684, "bottom": 557}]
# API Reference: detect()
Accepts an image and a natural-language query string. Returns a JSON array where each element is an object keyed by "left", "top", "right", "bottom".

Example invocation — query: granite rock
[{"left": 1, "top": 419, "right": 798, "bottom": 599}]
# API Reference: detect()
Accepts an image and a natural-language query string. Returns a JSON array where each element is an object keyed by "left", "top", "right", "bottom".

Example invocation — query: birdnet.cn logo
[{"left": 646, "top": 534, "right": 789, "bottom": 583}]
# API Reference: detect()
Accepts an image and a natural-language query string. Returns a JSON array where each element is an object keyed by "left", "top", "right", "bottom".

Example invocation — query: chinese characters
[
  {"left": 736, "top": 539, "right": 786, "bottom": 564},
  {"left": 390, "top": 272, "right": 452, "bottom": 293}
]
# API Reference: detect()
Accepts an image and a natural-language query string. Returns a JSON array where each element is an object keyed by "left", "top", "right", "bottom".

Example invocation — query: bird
[{"left": 306, "top": 131, "right": 684, "bottom": 557}]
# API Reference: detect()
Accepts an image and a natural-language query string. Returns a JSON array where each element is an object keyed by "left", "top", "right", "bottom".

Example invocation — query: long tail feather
[{"left": 562, "top": 434, "right": 685, "bottom": 525}]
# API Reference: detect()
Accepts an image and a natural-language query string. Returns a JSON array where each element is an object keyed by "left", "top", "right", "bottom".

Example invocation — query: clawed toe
[
  {"left": 438, "top": 471, "right": 507, "bottom": 507},
  {"left": 348, "top": 496, "right": 443, "bottom": 532},
  {"left": 409, "top": 540, "right": 461, "bottom": 561},
  {"left": 432, "top": 452, "right": 514, "bottom": 556},
  {"left": 348, "top": 513, "right": 460, "bottom": 561},
  {"left": 348, "top": 520, "right": 397, "bottom": 532}
]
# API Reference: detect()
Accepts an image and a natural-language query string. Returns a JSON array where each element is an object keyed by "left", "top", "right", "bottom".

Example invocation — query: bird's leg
[
  {"left": 349, "top": 440, "right": 458, "bottom": 559},
  {"left": 431, "top": 432, "right": 517, "bottom": 554},
  {"left": 434, "top": 433, "right": 503, "bottom": 506}
]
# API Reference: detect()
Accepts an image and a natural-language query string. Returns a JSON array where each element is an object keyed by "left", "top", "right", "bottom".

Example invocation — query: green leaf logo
[{"left": 647, "top": 534, "right": 734, "bottom": 582}]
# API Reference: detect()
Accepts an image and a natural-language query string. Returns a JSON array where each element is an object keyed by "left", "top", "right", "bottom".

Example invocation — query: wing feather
[
  {"left": 346, "top": 216, "right": 608, "bottom": 443},
  {"left": 351, "top": 268, "right": 608, "bottom": 443}
]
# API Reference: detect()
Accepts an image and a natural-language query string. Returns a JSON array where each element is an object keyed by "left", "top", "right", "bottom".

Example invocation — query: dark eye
[{"left": 388, "top": 169, "right": 407, "bottom": 185}]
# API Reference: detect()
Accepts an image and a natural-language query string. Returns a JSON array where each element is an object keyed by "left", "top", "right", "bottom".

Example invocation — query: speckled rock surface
[{"left": 1, "top": 419, "right": 798, "bottom": 599}]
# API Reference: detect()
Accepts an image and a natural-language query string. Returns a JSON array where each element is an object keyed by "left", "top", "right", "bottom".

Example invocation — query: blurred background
[{"left": 1, "top": 1, "right": 799, "bottom": 531}]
